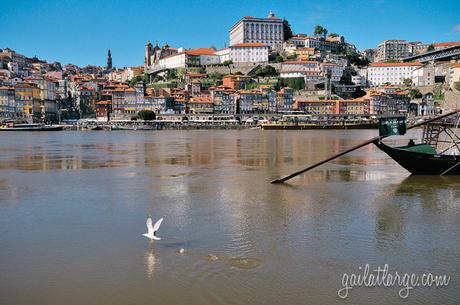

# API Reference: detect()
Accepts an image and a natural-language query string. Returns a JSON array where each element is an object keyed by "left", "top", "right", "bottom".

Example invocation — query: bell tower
[
  {"left": 145, "top": 41, "right": 153, "bottom": 68},
  {"left": 107, "top": 49, "right": 113, "bottom": 70}
]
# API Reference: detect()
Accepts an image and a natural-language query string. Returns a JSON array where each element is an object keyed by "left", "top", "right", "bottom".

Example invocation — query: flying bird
[{"left": 143, "top": 216, "right": 164, "bottom": 240}]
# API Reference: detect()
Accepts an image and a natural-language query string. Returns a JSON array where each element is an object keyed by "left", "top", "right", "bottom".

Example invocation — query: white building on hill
[
  {"left": 229, "top": 11, "right": 284, "bottom": 51},
  {"left": 229, "top": 43, "right": 269, "bottom": 63},
  {"left": 367, "top": 62, "right": 423, "bottom": 86}
]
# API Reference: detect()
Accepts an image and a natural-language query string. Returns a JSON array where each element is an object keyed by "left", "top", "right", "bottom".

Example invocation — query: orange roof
[
  {"left": 291, "top": 36, "right": 308, "bottom": 40},
  {"left": 185, "top": 48, "right": 217, "bottom": 56},
  {"left": 296, "top": 100, "right": 337, "bottom": 103},
  {"left": 282, "top": 60, "right": 319, "bottom": 65},
  {"left": 189, "top": 96, "right": 212, "bottom": 104},
  {"left": 231, "top": 43, "right": 268, "bottom": 48},
  {"left": 297, "top": 99, "right": 368, "bottom": 103},
  {"left": 369, "top": 62, "right": 422, "bottom": 67},
  {"left": 433, "top": 41, "right": 460, "bottom": 47},
  {"left": 186, "top": 73, "right": 207, "bottom": 77}
]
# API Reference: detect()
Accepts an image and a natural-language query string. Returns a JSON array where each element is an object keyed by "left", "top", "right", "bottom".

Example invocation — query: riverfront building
[{"left": 0, "top": 86, "right": 16, "bottom": 117}]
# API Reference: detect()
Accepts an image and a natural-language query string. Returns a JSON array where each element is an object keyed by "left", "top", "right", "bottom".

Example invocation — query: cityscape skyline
[{"left": 1, "top": 0, "right": 460, "bottom": 67}]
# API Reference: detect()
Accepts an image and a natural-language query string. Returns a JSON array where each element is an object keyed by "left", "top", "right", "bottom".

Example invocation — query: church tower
[
  {"left": 107, "top": 49, "right": 113, "bottom": 70},
  {"left": 144, "top": 41, "right": 153, "bottom": 69}
]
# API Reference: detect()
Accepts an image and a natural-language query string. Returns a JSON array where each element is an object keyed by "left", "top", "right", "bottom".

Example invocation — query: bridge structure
[
  {"left": 146, "top": 64, "right": 167, "bottom": 74},
  {"left": 403, "top": 45, "right": 460, "bottom": 63}
]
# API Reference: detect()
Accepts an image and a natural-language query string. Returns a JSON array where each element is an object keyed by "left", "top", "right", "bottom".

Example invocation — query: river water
[{"left": 0, "top": 130, "right": 459, "bottom": 305}]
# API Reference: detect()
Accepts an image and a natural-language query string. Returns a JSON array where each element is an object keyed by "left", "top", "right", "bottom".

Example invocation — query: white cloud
[{"left": 454, "top": 24, "right": 460, "bottom": 33}]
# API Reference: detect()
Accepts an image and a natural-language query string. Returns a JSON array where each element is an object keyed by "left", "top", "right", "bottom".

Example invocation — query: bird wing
[
  {"left": 146, "top": 216, "right": 154, "bottom": 235},
  {"left": 152, "top": 217, "right": 164, "bottom": 233}
]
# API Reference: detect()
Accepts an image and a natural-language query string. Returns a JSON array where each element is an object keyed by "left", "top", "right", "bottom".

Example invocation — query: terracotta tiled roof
[
  {"left": 369, "top": 62, "right": 422, "bottom": 67},
  {"left": 186, "top": 73, "right": 208, "bottom": 77},
  {"left": 297, "top": 98, "right": 368, "bottom": 103},
  {"left": 282, "top": 60, "right": 319, "bottom": 65},
  {"left": 185, "top": 48, "right": 217, "bottom": 56},
  {"left": 189, "top": 96, "right": 212, "bottom": 104},
  {"left": 433, "top": 41, "right": 460, "bottom": 47}
]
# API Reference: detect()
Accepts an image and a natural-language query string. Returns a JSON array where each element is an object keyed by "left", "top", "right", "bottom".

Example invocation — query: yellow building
[
  {"left": 14, "top": 82, "right": 40, "bottom": 117},
  {"left": 294, "top": 98, "right": 370, "bottom": 115},
  {"left": 294, "top": 100, "right": 337, "bottom": 114},
  {"left": 449, "top": 63, "right": 460, "bottom": 90},
  {"left": 293, "top": 48, "right": 315, "bottom": 61}
]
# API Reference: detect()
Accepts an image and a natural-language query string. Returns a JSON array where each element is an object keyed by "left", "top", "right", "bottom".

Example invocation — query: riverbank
[{"left": 68, "top": 117, "right": 380, "bottom": 131}]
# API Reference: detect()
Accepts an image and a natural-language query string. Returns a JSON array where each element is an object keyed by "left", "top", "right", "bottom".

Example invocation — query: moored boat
[
  {"left": 373, "top": 141, "right": 460, "bottom": 175},
  {"left": 0, "top": 121, "right": 64, "bottom": 131},
  {"left": 260, "top": 120, "right": 378, "bottom": 130},
  {"left": 373, "top": 113, "right": 460, "bottom": 175}
]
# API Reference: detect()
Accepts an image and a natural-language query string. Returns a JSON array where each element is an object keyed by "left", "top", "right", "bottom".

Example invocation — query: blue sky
[{"left": 1, "top": 0, "right": 459, "bottom": 67}]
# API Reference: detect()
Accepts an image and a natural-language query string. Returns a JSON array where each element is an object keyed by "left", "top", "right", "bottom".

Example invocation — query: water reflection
[
  {"left": 0, "top": 130, "right": 385, "bottom": 172},
  {"left": 144, "top": 248, "right": 158, "bottom": 280},
  {"left": 374, "top": 175, "right": 460, "bottom": 253}
]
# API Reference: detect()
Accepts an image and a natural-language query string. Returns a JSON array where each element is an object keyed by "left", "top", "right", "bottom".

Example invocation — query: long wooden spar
[{"left": 271, "top": 109, "right": 460, "bottom": 184}]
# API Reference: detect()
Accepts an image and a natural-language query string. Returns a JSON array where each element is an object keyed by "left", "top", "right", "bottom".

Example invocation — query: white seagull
[{"left": 143, "top": 216, "right": 164, "bottom": 241}]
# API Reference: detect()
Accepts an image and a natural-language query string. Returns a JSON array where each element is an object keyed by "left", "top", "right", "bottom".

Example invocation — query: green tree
[
  {"left": 329, "top": 33, "right": 339, "bottom": 38},
  {"left": 222, "top": 60, "right": 233, "bottom": 74},
  {"left": 346, "top": 51, "right": 370, "bottom": 67},
  {"left": 455, "top": 82, "right": 460, "bottom": 92},
  {"left": 403, "top": 78, "right": 412, "bottom": 87},
  {"left": 165, "top": 97, "right": 175, "bottom": 111},
  {"left": 279, "top": 77, "right": 304, "bottom": 90},
  {"left": 166, "top": 69, "right": 177, "bottom": 80},
  {"left": 209, "top": 72, "right": 224, "bottom": 80},
  {"left": 144, "top": 72, "right": 150, "bottom": 84},
  {"left": 283, "top": 19, "right": 293, "bottom": 41},
  {"left": 137, "top": 110, "right": 156, "bottom": 120},
  {"left": 128, "top": 75, "right": 143, "bottom": 87},
  {"left": 314, "top": 25, "right": 328, "bottom": 38},
  {"left": 339, "top": 72, "right": 353, "bottom": 85},
  {"left": 314, "top": 25, "right": 324, "bottom": 36},
  {"left": 427, "top": 44, "right": 435, "bottom": 52},
  {"left": 409, "top": 89, "right": 422, "bottom": 99},
  {"left": 176, "top": 68, "right": 186, "bottom": 82},
  {"left": 252, "top": 65, "right": 278, "bottom": 78},
  {"left": 274, "top": 55, "right": 284, "bottom": 63}
]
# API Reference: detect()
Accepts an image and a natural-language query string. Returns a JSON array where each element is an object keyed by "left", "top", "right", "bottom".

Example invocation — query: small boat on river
[
  {"left": 271, "top": 110, "right": 460, "bottom": 183},
  {"left": 373, "top": 115, "right": 460, "bottom": 175},
  {"left": 0, "top": 120, "right": 64, "bottom": 131}
]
